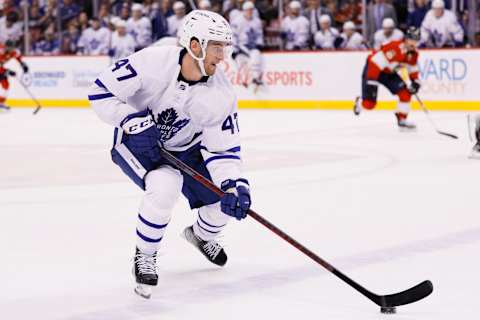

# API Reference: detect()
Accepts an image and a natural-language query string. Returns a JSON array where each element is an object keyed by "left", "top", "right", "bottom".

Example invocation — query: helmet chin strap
[{"left": 186, "top": 45, "right": 208, "bottom": 77}]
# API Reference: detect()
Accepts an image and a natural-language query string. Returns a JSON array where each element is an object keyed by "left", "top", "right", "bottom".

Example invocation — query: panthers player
[
  {"left": 88, "top": 10, "right": 251, "bottom": 299},
  {"left": 353, "top": 27, "right": 421, "bottom": 130},
  {"left": 0, "top": 40, "right": 29, "bottom": 111}
]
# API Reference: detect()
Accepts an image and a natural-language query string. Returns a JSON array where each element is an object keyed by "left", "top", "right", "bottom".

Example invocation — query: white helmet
[{"left": 178, "top": 10, "right": 233, "bottom": 76}]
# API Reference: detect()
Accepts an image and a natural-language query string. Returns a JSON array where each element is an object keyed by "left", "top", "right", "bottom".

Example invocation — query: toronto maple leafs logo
[{"left": 156, "top": 108, "right": 190, "bottom": 141}]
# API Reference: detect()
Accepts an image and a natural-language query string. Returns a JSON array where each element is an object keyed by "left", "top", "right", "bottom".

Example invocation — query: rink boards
[{"left": 5, "top": 49, "right": 480, "bottom": 110}]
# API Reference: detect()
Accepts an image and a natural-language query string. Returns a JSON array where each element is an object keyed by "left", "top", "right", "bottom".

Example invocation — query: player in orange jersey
[
  {"left": 354, "top": 27, "right": 421, "bottom": 130},
  {"left": 0, "top": 40, "right": 29, "bottom": 111}
]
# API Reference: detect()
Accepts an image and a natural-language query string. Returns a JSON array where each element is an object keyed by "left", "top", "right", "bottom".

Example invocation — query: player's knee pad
[
  {"left": 397, "top": 89, "right": 411, "bottom": 103},
  {"left": 143, "top": 167, "right": 183, "bottom": 212},
  {"left": 362, "top": 99, "right": 376, "bottom": 110}
]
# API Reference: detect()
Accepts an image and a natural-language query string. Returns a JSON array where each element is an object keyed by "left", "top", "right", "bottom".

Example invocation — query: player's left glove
[
  {"left": 120, "top": 109, "right": 161, "bottom": 162},
  {"left": 6, "top": 70, "right": 16, "bottom": 77},
  {"left": 220, "top": 179, "right": 251, "bottom": 221},
  {"left": 20, "top": 62, "right": 28, "bottom": 73},
  {"left": 408, "top": 80, "right": 421, "bottom": 94}
]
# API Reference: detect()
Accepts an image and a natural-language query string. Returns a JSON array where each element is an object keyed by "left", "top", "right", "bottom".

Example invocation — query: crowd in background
[{"left": 0, "top": 0, "right": 478, "bottom": 56}]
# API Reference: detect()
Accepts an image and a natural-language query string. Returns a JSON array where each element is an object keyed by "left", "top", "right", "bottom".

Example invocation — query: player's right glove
[
  {"left": 120, "top": 109, "right": 161, "bottom": 162},
  {"left": 408, "top": 80, "right": 421, "bottom": 94},
  {"left": 220, "top": 179, "right": 251, "bottom": 221}
]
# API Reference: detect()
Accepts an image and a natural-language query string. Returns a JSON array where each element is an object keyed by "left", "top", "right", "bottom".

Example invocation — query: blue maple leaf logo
[{"left": 156, "top": 108, "right": 190, "bottom": 141}]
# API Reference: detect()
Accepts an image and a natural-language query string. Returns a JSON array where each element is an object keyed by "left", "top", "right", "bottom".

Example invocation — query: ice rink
[{"left": 1, "top": 108, "right": 479, "bottom": 320}]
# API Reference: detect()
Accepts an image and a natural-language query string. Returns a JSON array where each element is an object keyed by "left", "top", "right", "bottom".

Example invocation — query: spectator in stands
[
  {"left": 98, "top": 3, "right": 112, "bottom": 27},
  {"left": 334, "top": 0, "right": 362, "bottom": 27},
  {"left": 228, "top": 0, "right": 259, "bottom": 22},
  {"left": 304, "top": 0, "right": 332, "bottom": 38},
  {"left": 336, "top": 20, "right": 367, "bottom": 50},
  {"left": 119, "top": 3, "right": 131, "bottom": 21},
  {"left": 127, "top": 3, "right": 152, "bottom": 50},
  {"left": 77, "top": 17, "right": 111, "bottom": 55},
  {"left": 166, "top": 1, "right": 186, "bottom": 37},
  {"left": 61, "top": 0, "right": 81, "bottom": 27},
  {"left": 281, "top": 1, "right": 310, "bottom": 50},
  {"left": 78, "top": 11, "right": 89, "bottom": 32},
  {"left": 28, "top": 1, "right": 45, "bottom": 29},
  {"left": 0, "top": 11, "right": 23, "bottom": 44},
  {"left": 198, "top": 0, "right": 212, "bottom": 11},
  {"left": 314, "top": 14, "right": 339, "bottom": 49},
  {"left": 63, "top": 21, "right": 81, "bottom": 53},
  {"left": 407, "top": 0, "right": 429, "bottom": 28},
  {"left": 366, "top": 0, "right": 398, "bottom": 43},
  {"left": 420, "top": 0, "right": 464, "bottom": 47},
  {"left": 35, "top": 28, "right": 60, "bottom": 55},
  {"left": 109, "top": 19, "right": 136, "bottom": 60},
  {"left": 151, "top": 1, "right": 169, "bottom": 41},
  {"left": 373, "top": 17, "right": 404, "bottom": 49}
]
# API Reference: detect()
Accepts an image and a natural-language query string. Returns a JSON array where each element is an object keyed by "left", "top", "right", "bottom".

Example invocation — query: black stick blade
[
  {"left": 380, "top": 280, "right": 433, "bottom": 307},
  {"left": 438, "top": 131, "right": 458, "bottom": 139}
]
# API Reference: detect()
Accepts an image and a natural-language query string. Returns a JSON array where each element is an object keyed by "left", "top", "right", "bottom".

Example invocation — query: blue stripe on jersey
[
  {"left": 196, "top": 221, "right": 221, "bottom": 234},
  {"left": 204, "top": 154, "right": 241, "bottom": 166},
  {"left": 198, "top": 213, "right": 226, "bottom": 229},
  {"left": 136, "top": 229, "right": 163, "bottom": 243},
  {"left": 88, "top": 92, "right": 115, "bottom": 100},
  {"left": 95, "top": 78, "right": 107, "bottom": 89},
  {"left": 138, "top": 214, "right": 168, "bottom": 229},
  {"left": 236, "top": 178, "right": 249, "bottom": 186},
  {"left": 200, "top": 146, "right": 241, "bottom": 153}
]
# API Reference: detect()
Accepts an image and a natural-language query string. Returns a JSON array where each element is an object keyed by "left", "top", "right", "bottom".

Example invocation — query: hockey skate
[
  {"left": 395, "top": 112, "right": 417, "bottom": 131},
  {"left": 353, "top": 97, "right": 361, "bottom": 116},
  {"left": 182, "top": 225, "right": 227, "bottom": 266},
  {"left": 133, "top": 247, "right": 158, "bottom": 299}
]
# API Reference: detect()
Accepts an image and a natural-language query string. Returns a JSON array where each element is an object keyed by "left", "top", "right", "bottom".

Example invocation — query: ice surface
[{"left": 1, "top": 108, "right": 479, "bottom": 320}]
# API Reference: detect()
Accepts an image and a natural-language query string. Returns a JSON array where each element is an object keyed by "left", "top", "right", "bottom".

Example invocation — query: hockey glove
[
  {"left": 408, "top": 80, "right": 421, "bottom": 94},
  {"left": 220, "top": 179, "right": 251, "bottom": 221},
  {"left": 6, "top": 70, "right": 16, "bottom": 77},
  {"left": 121, "top": 109, "right": 161, "bottom": 162},
  {"left": 21, "top": 63, "right": 29, "bottom": 73}
]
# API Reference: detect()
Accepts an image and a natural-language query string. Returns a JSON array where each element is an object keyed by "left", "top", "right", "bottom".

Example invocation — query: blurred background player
[
  {"left": 470, "top": 115, "right": 480, "bottom": 158},
  {"left": 88, "top": 10, "right": 251, "bottom": 299},
  {"left": 373, "top": 18, "right": 404, "bottom": 50},
  {"left": 109, "top": 20, "right": 136, "bottom": 61},
  {"left": 198, "top": 0, "right": 212, "bottom": 11},
  {"left": 77, "top": 17, "right": 111, "bottom": 55},
  {"left": 313, "top": 15, "right": 339, "bottom": 50},
  {"left": 167, "top": 1, "right": 186, "bottom": 37},
  {"left": 366, "top": 0, "right": 398, "bottom": 45},
  {"left": 353, "top": 27, "right": 421, "bottom": 131},
  {"left": 281, "top": 1, "right": 310, "bottom": 50},
  {"left": 336, "top": 21, "right": 367, "bottom": 50},
  {"left": 420, "top": 0, "right": 464, "bottom": 48},
  {"left": 231, "top": 1, "right": 264, "bottom": 88},
  {"left": 0, "top": 40, "right": 29, "bottom": 111},
  {"left": 127, "top": 3, "right": 152, "bottom": 51}
]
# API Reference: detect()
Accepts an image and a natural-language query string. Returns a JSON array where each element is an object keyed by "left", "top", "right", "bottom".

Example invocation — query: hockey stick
[
  {"left": 414, "top": 94, "right": 458, "bottom": 139},
  {"left": 159, "top": 147, "right": 433, "bottom": 312},
  {"left": 13, "top": 76, "right": 43, "bottom": 115}
]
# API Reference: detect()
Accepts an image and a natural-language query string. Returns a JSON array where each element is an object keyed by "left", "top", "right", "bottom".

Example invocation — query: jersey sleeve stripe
[
  {"left": 95, "top": 78, "right": 107, "bottom": 89},
  {"left": 88, "top": 92, "right": 115, "bottom": 100},
  {"left": 204, "top": 154, "right": 241, "bottom": 166}
]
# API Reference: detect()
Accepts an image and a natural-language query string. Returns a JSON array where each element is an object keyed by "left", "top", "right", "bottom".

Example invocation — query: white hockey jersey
[
  {"left": 88, "top": 46, "right": 243, "bottom": 186},
  {"left": 167, "top": 15, "right": 185, "bottom": 37},
  {"left": 77, "top": 27, "right": 111, "bottom": 55},
  {"left": 110, "top": 32, "right": 136, "bottom": 60},
  {"left": 373, "top": 28, "right": 404, "bottom": 49},
  {"left": 338, "top": 31, "right": 366, "bottom": 50},
  {"left": 231, "top": 14, "right": 264, "bottom": 50},
  {"left": 127, "top": 16, "right": 152, "bottom": 48},
  {"left": 281, "top": 16, "right": 310, "bottom": 50},
  {"left": 420, "top": 9, "right": 464, "bottom": 48},
  {"left": 314, "top": 27, "right": 339, "bottom": 49}
]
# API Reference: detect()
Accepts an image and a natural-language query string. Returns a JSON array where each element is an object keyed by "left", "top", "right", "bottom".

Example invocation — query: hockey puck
[{"left": 380, "top": 307, "right": 396, "bottom": 314}]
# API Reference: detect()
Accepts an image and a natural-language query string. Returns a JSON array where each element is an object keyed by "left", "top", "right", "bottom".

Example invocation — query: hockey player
[
  {"left": 420, "top": 0, "right": 464, "bottom": 48},
  {"left": 281, "top": 1, "right": 310, "bottom": 50},
  {"left": 127, "top": 3, "right": 152, "bottom": 51},
  {"left": 336, "top": 21, "right": 367, "bottom": 50},
  {"left": 77, "top": 17, "right": 111, "bottom": 55},
  {"left": 167, "top": 1, "right": 186, "bottom": 37},
  {"left": 353, "top": 27, "right": 421, "bottom": 130},
  {"left": 231, "top": 1, "right": 264, "bottom": 88},
  {"left": 373, "top": 18, "right": 404, "bottom": 50},
  {"left": 109, "top": 20, "right": 136, "bottom": 60},
  {"left": 0, "top": 40, "right": 29, "bottom": 111},
  {"left": 88, "top": 10, "right": 251, "bottom": 299},
  {"left": 313, "top": 15, "right": 339, "bottom": 50}
]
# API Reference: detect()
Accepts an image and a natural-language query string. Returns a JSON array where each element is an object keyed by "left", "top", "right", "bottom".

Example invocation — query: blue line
[
  {"left": 204, "top": 155, "right": 241, "bottom": 166},
  {"left": 196, "top": 221, "right": 220, "bottom": 234},
  {"left": 136, "top": 229, "right": 163, "bottom": 243},
  {"left": 138, "top": 214, "right": 168, "bottom": 229},
  {"left": 88, "top": 92, "right": 115, "bottom": 100},
  {"left": 95, "top": 78, "right": 106, "bottom": 89},
  {"left": 198, "top": 213, "right": 226, "bottom": 229}
]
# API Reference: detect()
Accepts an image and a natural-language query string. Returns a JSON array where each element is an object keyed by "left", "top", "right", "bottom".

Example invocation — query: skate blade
[
  {"left": 134, "top": 284, "right": 153, "bottom": 299},
  {"left": 468, "top": 153, "right": 480, "bottom": 160},
  {"left": 398, "top": 126, "right": 417, "bottom": 132}
]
